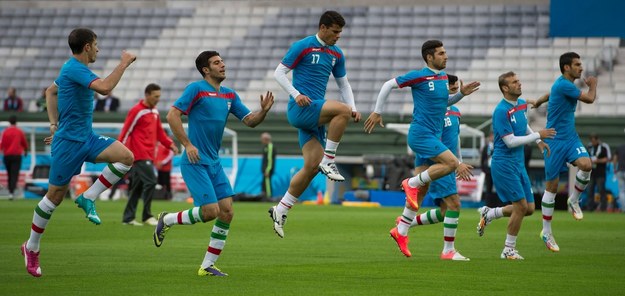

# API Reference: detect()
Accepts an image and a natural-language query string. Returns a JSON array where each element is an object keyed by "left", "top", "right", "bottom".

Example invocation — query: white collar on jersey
[
  {"left": 315, "top": 34, "right": 327, "bottom": 46},
  {"left": 503, "top": 98, "right": 520, "bottom": 106},
  {"left": 426, "top": 66, "right": 441, "bottom": 74}
]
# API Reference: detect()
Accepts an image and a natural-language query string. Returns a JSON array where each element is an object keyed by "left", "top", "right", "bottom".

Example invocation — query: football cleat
[
  {"left": 500, "top": 247, "right": 524, "bottom": 260},
  {"left": 318, "top": 162, "right": 345, "bottom": 182},
  {"left": 198, "top": 265, "right": 228, "bottom": 277},
  {"left": 401, "top": 178, "right": 419, "bottom": 211},
  {"left": 440, "top": 249, "right": 470, "bottom": 261},
  {"left": 153, "top": 212, "right": 170, "bottom": 247},
  {"left": 389, "top": 227, "right": 411, "bottom": 257},
  {"left": 268, "top": 206, "right": 287, "bottom": 238},
  {"left": 540, "top": 230, "right": 560, "bottom": 252},
  {"left": 21, "top": 242, "right": 42, "bottom": 277},
  {"left": 74, "top": 194, "right": 101, "bottom": 225},
  {"left": 477, "top": 206, "right": 492, "bottom": 237},
  {"left": 567, "top": 197, "right": 584, "bottom": 220}
]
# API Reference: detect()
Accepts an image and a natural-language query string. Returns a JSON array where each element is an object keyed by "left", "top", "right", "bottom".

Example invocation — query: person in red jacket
[
  {"left": 1, "top": 115, "right": 28, "bottom": 200},
  {"left": 119, "top": 83, "right": 178, "bottom": 226},
  {"left": 155, "top": 139, "right": 175, "bottom": 200}
]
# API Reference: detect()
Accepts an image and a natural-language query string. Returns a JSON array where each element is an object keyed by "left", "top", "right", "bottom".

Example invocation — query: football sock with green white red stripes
[
  {"left": 276, "top": 192, "right": 297, "bottom": 216},
  {"left": 410, "top": 208, "right": 442, "bottom": 227},
  {"left": 541, "top": 191, "right": 556, "bottom": 234},
  {"left": 83, "top": 162, "right": 131, "bottom": 201},
  {"left": 397, "top": 207, "right": 417, "bottom": 236},
  {"left": 163, "top": 207, "right": 204, "bottom": 226},
  {"left": 443, "top": 210, "right": 459, "bottom": 252},
  {"left": 408, "top": 171, "right": 431, "bottom": 188},
  {"left": 569, "top": 170, "right": 591, "bottom": 203},
  {"left": 201, "top": 219, "right": 230, "bottom": 268},
  {"left": 320, "top": 140, "right": 339, "bottom": 165},
  {"left": 26, "top": 196, "right": 56, "bottom": 252}
]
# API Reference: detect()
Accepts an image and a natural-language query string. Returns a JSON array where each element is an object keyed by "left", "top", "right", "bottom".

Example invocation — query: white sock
[
  {"left": 277, "top": 191, "right": 297, "bottom": 215},
  {"left": 83, "top": 162, "right": 131, "bottom": 200},
  {"left": 26, "top": 196, "right": 56, "bottom": 252},
  {"left": 505, "top": 234, "right": 517, "bottom": 249},
  {"left": 397, "top": 207, "right": 417, "bottom": 236},
  {"left": 569, "top": 170, "right": 591, "bottom": 203},
  {"left": 408, "top": 170, "right": 431, "bottom": 188},
  {"left": 321, "top": 140, "right": 339, "bottom": 165},
  {"left": 487, "top": 207, "right": 504, "bottom": 220},
  {"left": 541, "top": 191, "right": 556, "bottom": 234}
]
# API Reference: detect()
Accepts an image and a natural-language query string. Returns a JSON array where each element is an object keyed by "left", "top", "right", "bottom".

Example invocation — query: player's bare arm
[
  {"left": 90, "top": 50, "right": 137, "bottom": 95},
  {"left": 527, "top": 92, "right": 550, "bottom": 108},
  {"left": 44, "top": 82, "right": 59, "bottom": 145},
  {"left": 167, "top": 107, "right": 200, "bottom": 164},
  {"left": 578, "top": 76, "right": 597, "bottom": 103},
  {"left": 243, "top": 91, "right": 274, "bottom": 127}
]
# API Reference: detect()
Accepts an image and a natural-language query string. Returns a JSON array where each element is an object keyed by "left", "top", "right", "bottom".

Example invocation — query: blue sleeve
[
  {"left": 281, "top": 42, "right": 302, "bottom": 69},
  {"left": 230, "top": 91, "right": 251, "bottom": 121},
  {"left": 395, "top": 70, "right": 420, "bottom": 88},
  {"left": 559, "top": 80, "right": 582, "bottom": 101},
  {"left": 71, "top": 64, "right": 99, "bottom": 88},
  {"left": 173, "top": 83, "right": 198, "bottom": 115},
  {"left": 332, "top": 49, "right": 346, "bottom": 78},
  {"left": 493, "top": 107, "right": 513, "bottom": 138}
]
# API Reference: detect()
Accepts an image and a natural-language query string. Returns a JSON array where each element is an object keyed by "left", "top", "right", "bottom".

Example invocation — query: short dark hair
[
  {"left": 448, "top": 74, "right": 458, "bottom": 85},
  {"left": 319, "top": 11, "right": 345, "bottom": 28},
  {"left": 421, "top": 40, "right": 443, "bottom": 62},
  {"left": 68, "top": 28, "right": 97, "bottom": 54},
  {"left": 8, "top": 115, "right": 17, "bottom": 125},
  {"left": 498, "top": 71, "right": 516, "bottom": 93},
  {"left": 195, "top": 51, "right": 220, "bottom": 78},
  {"left": 590, "top": 133, "right": 599, "bottom": 140},
  {"left": 144, "top": 83, "right": 161, "bottom": 95},
  {"left": 559, "top": 52, "right": 580, "bottom": 74}
]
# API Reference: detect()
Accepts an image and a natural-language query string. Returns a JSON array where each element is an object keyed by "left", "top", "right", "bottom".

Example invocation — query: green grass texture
[{"left": 1, "top": 200, "right": 623, "bottom": 295}]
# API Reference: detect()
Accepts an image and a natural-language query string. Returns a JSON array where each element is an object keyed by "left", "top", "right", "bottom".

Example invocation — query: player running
[
  {"left": 365, "top": 40, "right": 480, "bottom": 257},
  {"left": 21, "top": 28, "right": 136, "bottom": 277},
  {"left": 476, "top": 72, "right": 555, "bottom": 259},
  {"left": 526, "top": 52, "right": 597, "bottom": 251},
  {"left": 268, "top": 11, "right": 360, "bottom": 238},
  {"left": 154, "top": 51, "right": 273, "bottom": 276},
  {"left": 395, "top": 74, "right": 474, "bottom": 261}
]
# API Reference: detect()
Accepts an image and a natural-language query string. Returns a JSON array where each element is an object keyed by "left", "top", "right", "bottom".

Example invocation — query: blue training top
[
  {"left": 546, "top": 75, "right": 582, "bottom": 141},
  {"left": 53, "top": 57, "right": 99, "bottom": 142},
  {"left": 281, "top": 35, "right": 346, "bottom": 101},
  {"left": 173, "top": 80, "right": 251, "bottom": 165},
  {"left": 492, "top": 98, "right": 529, "bottom": 163},
  {"left": 395, "top": 68, "right": 449, "bottom": 135},
  {"left": 442, "top": 106, "right": 461, "bottom": 156}
]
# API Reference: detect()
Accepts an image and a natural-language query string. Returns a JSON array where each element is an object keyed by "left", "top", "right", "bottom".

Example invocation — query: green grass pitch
[{"left": 1, "top": 200, "right": 623, "bottom": 295}]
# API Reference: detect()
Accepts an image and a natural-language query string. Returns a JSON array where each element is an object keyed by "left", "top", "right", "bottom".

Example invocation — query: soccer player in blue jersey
[
  {"left": 396, "top": 74, "right": 474, "bottom": 261},
  {"left": 477, "top": 72, "right": 555, "bottom": 259},
  {"left": 269, "top": 11, "right": 360, "bottom": 238},
  {"left": 154, "top": 51, "right": 273, "bottom": 277},
  {"left": 364, "top": 40, "right": 480, "bottom": 257},
  {"left": 527, "top": 52, "right": 597, "bottom": 251},
  {"left": 20, "top": 28, "right": 136, "bottom": 277}
]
